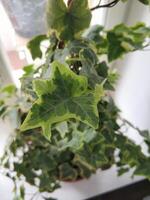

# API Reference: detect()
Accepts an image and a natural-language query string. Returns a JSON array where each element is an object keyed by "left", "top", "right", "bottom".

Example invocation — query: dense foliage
[{"left": 1, "top": 0, "right": 150, "bottom": 199}]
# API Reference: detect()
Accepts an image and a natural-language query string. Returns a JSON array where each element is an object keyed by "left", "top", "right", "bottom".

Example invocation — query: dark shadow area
[{"left": 87, "top": 180, "right": 150, "bottom": 200}]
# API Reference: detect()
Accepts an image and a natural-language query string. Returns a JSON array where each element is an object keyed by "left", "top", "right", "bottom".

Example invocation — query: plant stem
[
  {"left": 121, "top": 118, "right": 142, "bottom": 134},
  {"left": 90, "top": 0, "right": 119, "bottom": 11},
  {"left": 67, "top": 0, "right": 73, "bottom": 7},
  {"left": 58, "top": 41, "right": 65, "bottom": 49}
]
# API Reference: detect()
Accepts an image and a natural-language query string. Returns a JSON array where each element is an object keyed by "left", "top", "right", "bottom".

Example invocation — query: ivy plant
[{"left": 1, "top": 0, "right": 150, "bottom": 199}]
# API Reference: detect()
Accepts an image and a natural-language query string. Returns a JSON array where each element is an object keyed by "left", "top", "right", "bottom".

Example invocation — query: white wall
[{"left": 113, "top": 1, "right": 150, "bottom": 132}]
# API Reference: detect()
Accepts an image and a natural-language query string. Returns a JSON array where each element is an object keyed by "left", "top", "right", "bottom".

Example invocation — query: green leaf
[
  {"left": 138, "top": 0, "right": 150, "bottom": 5},
  {"left": 96, "top": 62, "right": 108, "bottom": 78},
  {"left": 121, "top": 0, "right": 150, "bottom": 5},
  {"left": 107, "top": 23, "right": 150, "bottom": 61},
  {"left": 84, "top": 25, "right": 104, "bottom": 41},
  {"left": 139, "top": 130, "right": 150, "bottom": 142},
  {"left": 47, "top": 0, "right": 91, "bottom": 40},
  {"left": 79, "top": 49, "right": 114, "bottom": 90},
  {"left": 68, "top": 39, "right": 91, "bottom": 54},
  {"left": 107, "top": 31, "right": 124, "bottom": 62},
  {"left": 134, "top": 159, "right": 150, "bottom": 180},
  {"left": 27, "top": 35, "right": 47, "bottom": 60},
  {"left": 39, "top": 171, "right": 59, "bottom": 192},
  {"left": 72, "top": 141, "right": 109, "bottom": 176},
  {"left": 79, "top": 48, "right": 104, "bottom": 89},
  {"left": 1, "top": 84, "right": 17, "bottom": 95},
  {"left": 84, "top": 25, "right": 107, "bottom": 54},
  {"left": 55, "top": 121, "right": 69, "bottom": 138},
  {"left": 21, "top": 61, "right": 103, "bottom": 140},
  {"left": 73, "top": 153, "right": 97, "bottom": 173},
  {"left": 22, "top": 65, "right": 34, "bottom": 77},
  {"left": 118, "top": 166, "right": 130, "bottom": 176},
  {"left": 59, "top": 129, "right": 84, "bottom": 151},
  {"left": 59, "top": 163, "right": 77, "bottom": 181},
  {"left": 59, "top": 127, "right": 97, "bottom": 151}
]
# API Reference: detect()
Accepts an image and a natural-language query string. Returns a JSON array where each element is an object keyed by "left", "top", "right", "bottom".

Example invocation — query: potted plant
[{"left": 1, "top": 0, "right": 150, "bottom": 199}]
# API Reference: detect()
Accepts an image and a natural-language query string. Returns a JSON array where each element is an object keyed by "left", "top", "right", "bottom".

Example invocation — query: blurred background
[{"left": 0, "top": 0, "right": 150, "bottom": 199}]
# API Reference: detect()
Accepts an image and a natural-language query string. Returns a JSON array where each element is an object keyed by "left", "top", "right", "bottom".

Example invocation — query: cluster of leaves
[
  {"left": 1, "top": 0, "right": 150, "bottom": 199},
  {"left": 3, "top": 100, "right": 118, "bottom": 190},
  {"left": 85, "top": 22, "right": 150, "bottom": 62}
]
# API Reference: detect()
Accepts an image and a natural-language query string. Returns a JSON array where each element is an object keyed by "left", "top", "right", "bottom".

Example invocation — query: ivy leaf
[
  {"left": 107, "top": 23, "right": 150, "bottom": 62},
  {"left": 138, "top": 0, "right": 150, "bottom": 5},
  {"left": 72, "top": 142, "right": 108, "bottom": 177},
  {"left": 21, "top": 61, "right": 103, "bottom": 140},
  {"left": 59, "top": 127, "right": 97, "bottom": 151},
  {"left": 84, "top": 25, "right": 107, "bottom": 54},
  {"left": 1, "top": 84, "right": 17, "bottom": 96},
  {"left": 20, "top": 65, "right": 37, "bottom": 98},
  {"left": 79, "top": 48, "right": 103, "bottom": 89},
  {"left": 79, "top": 48, "right": 104, "bottom": 88},
  {"left": 27, "top": 35, "right": 47, "bottom": 60},
  {"left": 79, "top": 49, "right": 114, "bottom": 90},
  {"left": 59, "top": 163, "right": 77, "bottom": 181},
  {"left": 22, "top": 64, "right": 34, "bottom": 77},
  {"left": 55, "top": 121, "right": 69, "bottom": 138},
  {"left": 134, "top": 159, "right": 150, "bottom": 180},
  {"left": 46, "top": 0, "right": 91, "bottom": 40},
  {"left": 84, "top": 25, "right": 104, "bottom": 42}
]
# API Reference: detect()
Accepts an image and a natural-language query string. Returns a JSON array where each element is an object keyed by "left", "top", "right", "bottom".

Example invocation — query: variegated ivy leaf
[
  {"left": 107, "top": 23, "right": 150, "bottom": 61},
  {"left": 21, "top": 61, "right": 104, "bottom": 140},
  {"left": 46, "top": 0, "right": 91, "bottom": 40},
  {"left": 55, "top": 121, "right": 69, "bottom": 138}
]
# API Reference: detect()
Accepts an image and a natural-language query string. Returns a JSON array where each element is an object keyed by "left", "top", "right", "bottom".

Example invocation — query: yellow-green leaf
[{"left": 21, "top": 62, "right": 103, "bottom": 139}]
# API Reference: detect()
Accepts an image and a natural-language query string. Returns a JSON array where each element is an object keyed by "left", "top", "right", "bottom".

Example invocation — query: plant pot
[
  {"left": 50, "top": 166, "right": 143, "bottom": 200},
  {"left": 1, "top": 0, "right": 47, "bottom": 38},
  {"left": 61, "top": 177, "right": 83, "bottom": 183}
]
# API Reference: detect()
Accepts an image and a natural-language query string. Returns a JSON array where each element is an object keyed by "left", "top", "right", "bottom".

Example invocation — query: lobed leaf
[
  {"left": 21, "top": 61, "right": 104, "bottom": 140},
  {"left": 47, "top": 0, "right": 92, "bottom": 40},
  {"left": 107, "top": 23, "right": 150, "bottom": 61}
]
